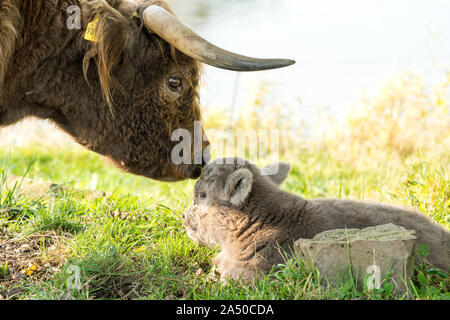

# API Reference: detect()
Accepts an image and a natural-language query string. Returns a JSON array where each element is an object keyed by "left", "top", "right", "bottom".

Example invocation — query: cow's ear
[
  {"left": 223, "top": 168, "right": 253, "bottom": 207},
  {"left": 260, "top": 162, "right": 291, "bottom": 186}
]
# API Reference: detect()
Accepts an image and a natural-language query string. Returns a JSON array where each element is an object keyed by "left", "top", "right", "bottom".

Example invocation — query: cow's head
[{"left": 62, "top": 0, "right": 295, "bottom": 181}]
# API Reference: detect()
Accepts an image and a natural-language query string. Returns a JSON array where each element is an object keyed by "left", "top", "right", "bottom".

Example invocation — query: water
[{"left": 169, "top": 0, "right": 450, "bottom": 122}]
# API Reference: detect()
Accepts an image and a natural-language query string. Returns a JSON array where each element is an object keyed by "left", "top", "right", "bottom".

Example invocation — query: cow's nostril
[{"left": 188, "top": 164, "right": 202, "bottom": 179}]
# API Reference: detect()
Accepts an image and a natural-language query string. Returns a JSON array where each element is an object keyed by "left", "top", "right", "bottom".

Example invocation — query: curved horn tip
[
  {"left": 142, "top": 5, "right": 297, "bottom": 72},
  {"left": 278, "top": 59, "right": 296, "bottom": 68},
  {"left": 221, "top": 59, "right": 296, "bottom": 72},
  {"left": 284, "top": 59, "right": 296, "bottom": 65}
]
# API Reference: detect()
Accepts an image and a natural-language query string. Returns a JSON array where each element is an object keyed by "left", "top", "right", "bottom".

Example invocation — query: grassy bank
[
  {"left": 0, "top": 144, "right": 448, "bottom": 300},
  {"left": 0, "top": 71, "right": 449, "bottom": 299}
]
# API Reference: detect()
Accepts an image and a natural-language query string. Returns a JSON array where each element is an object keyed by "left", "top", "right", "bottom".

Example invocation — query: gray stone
[{"left": 294, "top": 223, "right": 417, "bottom": 297}]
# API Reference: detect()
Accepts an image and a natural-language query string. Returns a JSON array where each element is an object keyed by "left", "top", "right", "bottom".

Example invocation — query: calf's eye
[
  {"left": 200, "top": 192, "right": 207, "bottom": 199},
  {"left": 167, "top": 77, "right": 182, "bottom": 91}
]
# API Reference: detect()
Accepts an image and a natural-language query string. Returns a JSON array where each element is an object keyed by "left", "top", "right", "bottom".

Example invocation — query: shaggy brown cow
[{"left": 0, "top": 0, "right": 294, "bottom": 181}]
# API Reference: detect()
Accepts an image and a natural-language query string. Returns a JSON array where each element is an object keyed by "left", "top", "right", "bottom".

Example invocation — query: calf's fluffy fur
[{"left": 182, "top": 158, "right": 450, "bottom": 280}]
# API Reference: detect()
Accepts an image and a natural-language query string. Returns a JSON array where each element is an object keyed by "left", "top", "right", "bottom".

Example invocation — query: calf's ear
[
  {"left": 260, "top": 162, "right": 291, "bottom": 186},
  {"left": 223, "top": 168, "right": 253, "bottom": 206}
]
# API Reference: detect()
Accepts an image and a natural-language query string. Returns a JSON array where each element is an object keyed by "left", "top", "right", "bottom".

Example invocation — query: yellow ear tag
[
  {"left": 84, "top": 14, "right": 99, "bottom": 42},
  {"left": 133, "top": 11, "right": 139, "bottom": 17}
]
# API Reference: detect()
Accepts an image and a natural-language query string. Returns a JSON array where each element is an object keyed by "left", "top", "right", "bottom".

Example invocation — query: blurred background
[
  {"left": 2, "top": 0, "right": 450, "bottom": 142},
  {"left": 0, "top": 0, "right": 449, "bottom": 217},
  {"left": 170, "top": 0, "right": 450, "bottom": 124}
]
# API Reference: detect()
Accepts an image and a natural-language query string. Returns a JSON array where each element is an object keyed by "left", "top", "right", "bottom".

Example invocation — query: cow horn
[{"left": 141, "top": 6, "right": 295, "bottom": 71}]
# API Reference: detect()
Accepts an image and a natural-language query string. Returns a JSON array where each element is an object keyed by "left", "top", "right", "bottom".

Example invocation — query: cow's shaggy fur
[
  {"left": 183, "top": 158, "right": 450, "bottom": 281},
  {"left": 0, "top": 0, "right": 205, "bottom": 181},
  {"left": 0, "top": 0, "right": 21, "bottom": 96}
]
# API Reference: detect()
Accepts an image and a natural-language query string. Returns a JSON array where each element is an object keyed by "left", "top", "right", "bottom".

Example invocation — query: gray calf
[{"left": 182, "top": 157, "right": 450, "bottom": 280}]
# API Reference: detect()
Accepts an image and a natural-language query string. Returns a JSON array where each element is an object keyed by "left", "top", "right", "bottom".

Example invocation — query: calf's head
[{"left": 182, "top": 157, "right": 291, "bottom": 245}]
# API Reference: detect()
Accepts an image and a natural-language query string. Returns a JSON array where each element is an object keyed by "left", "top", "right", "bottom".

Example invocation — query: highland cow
[
  {"left": 0, "top": 0, "right": 294, "bottom": 181},
  {"left": 183, "top": 158, "right": 450, "bottom": 281}
]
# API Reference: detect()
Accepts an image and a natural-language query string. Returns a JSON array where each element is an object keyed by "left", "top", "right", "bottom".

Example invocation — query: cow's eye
[
  {"left": 167, "top": 77, "right": 182, "bottom": 91},
  {"left": 200, "top": 192, "right": 207, "bottom": 199}
]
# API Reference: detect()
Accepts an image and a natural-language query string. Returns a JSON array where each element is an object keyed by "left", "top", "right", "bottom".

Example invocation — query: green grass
[{"left": 0, "top": 145, "right": 448, "bottom": 300}]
